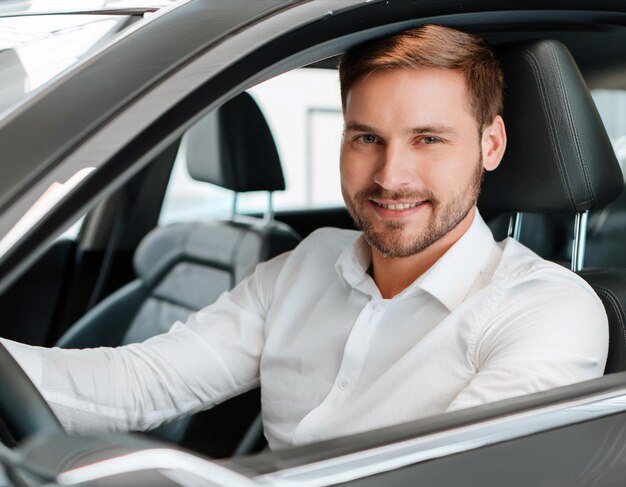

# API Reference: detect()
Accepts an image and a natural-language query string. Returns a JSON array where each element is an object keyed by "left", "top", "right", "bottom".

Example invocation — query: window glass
[
  {"left": 0, "top": 4, "right": 172, "bottom": 239},
  {"left": 250, "top": 68, "right": 343, "bottom": 210},
  {"left": 0, "top": 14, "right": 128, "bottom": 114},
  {"left": 58, "top": 217, "right": 84, "bottom": 240},
  {"left": 591, "top": 89, "right": 626, "bottom": 173},
  {"left": 159, "top": 68, "right": 344, "bottom": 225}
]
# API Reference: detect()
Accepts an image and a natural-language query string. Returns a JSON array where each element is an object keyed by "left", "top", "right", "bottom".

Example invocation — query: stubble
[{"left": 343, "top": 158, "right": 484, "bottom": 258}]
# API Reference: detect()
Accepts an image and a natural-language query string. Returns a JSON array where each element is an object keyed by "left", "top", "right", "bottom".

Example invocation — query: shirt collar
[
  {"left": 413, "top": 210, "right": 495, "bottom": 310},
  {"left": 335, "top": 209, "right": 496, "bottom": 309},
  {"left": 335, "top": 233, "right": 375, "bottom": 293}
]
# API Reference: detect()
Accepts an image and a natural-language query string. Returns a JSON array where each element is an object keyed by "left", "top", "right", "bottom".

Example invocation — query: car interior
[{"left": 1, "top": 7, "right": 626, "bottom": 472}]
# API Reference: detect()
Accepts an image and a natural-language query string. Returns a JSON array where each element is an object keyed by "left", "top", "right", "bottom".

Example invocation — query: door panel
[{"left": 343, "top": 411, "right": 626, "bottom": 487}]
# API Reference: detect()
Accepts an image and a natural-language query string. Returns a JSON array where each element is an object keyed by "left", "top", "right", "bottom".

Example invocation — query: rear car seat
[{"left": 55, "top": 92, "right": 300, "bottom": 454}]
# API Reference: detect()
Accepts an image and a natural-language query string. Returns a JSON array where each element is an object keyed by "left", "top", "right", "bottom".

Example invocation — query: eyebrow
[
  {"left": 410, "top": 125, "right": 457, "bottom": 136},
  {"left": 344, "top": 121, "right": 377, "bottom": 133},
  {"left": 344, "top": 120, "right": 457, "bottom": 136}
]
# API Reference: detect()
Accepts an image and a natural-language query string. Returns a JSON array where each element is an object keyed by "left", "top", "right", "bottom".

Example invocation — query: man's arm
[
  {"left": 447, "top": 280, "right": 608, "bottom": 412},
  {"left": 1, "top": 253, "right": 287, "bottom": 434}
]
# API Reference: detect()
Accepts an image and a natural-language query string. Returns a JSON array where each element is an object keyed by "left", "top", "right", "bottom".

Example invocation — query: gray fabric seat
[{"left": 55, "top": 92, "right": 300, "bottom": 453}]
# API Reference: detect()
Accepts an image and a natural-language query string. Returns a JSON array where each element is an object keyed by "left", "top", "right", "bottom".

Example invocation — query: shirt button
[
  {"left": 370, "top": 302, "right": 381, "bottom": 311},
  {"left": 337, "top": 377, "right": 351, "bottom": 390}
]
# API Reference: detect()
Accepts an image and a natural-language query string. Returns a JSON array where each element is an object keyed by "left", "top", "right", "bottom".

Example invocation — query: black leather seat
[
  {"left": 55, "top": 92, "right": 300, "bottom": 452},
  {"left": 479, "top": 40, "right": 625, "bottom": 373},
  {"left": 575, "top": 269, "right": 626, "bottom": 373},
  {"left": 583, "top": 190, "right": 626, "bottom": 268}
]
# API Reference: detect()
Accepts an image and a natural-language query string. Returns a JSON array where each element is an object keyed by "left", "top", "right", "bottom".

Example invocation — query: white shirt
[{"left": 2, "top": 211, "right": 608, "bottom": 451}]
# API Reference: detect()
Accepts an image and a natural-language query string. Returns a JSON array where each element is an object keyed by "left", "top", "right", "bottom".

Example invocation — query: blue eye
[
  {"left": 423, "top": 136, "right": 441, "bottom": 144},
  {"left": 358, "top": 134, "right": 378, "bottom": 144}
]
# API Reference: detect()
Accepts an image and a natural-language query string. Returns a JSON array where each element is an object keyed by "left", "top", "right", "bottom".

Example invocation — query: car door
[{"left": 2, "top": 1, "right": 626, "bottom": 485}]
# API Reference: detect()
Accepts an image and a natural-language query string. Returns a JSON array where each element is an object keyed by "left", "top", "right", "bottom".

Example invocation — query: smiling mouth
[{"left": 371, "top": 200, "right": 426, "bottom": 210}]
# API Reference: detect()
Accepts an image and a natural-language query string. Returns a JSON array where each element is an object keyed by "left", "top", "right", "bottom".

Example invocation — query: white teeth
[{"left": 378, "top": 202, "right": 421, "bottom": 210}]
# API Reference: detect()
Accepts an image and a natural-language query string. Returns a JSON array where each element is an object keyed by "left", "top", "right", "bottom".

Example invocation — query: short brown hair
[{"left": 338, "top": 24, "right": 503, "bottom": 129}]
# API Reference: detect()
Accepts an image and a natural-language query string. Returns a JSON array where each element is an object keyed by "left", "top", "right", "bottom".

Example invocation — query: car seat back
[{"left": 479, "top": 40, "right": 625, "bottom": 372}]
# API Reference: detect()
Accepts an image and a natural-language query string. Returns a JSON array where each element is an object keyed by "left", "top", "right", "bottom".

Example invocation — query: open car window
[
  {"left": 159, "top": 67, "right": 344, "bottom": 225},
  {"left": 592, "top": 89, "right": 626, "bottom": 172}
]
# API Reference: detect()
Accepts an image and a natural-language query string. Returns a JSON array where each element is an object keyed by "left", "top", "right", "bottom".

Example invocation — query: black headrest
[
  {"left": 184, "top": 92, "right": 285, "bottom": 192},
  {"left": 478, "top": 40, "right": 623, "bottom": 213}
]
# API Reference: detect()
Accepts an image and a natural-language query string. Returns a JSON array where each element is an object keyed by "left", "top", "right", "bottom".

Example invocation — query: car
[{"left": 1, "top": 0, "right": 626, "bottom": 485}]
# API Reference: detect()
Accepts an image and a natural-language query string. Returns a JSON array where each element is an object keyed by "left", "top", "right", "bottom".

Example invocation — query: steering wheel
[{"left": 0, "top": 343, "right": 63, "bottom": 446}]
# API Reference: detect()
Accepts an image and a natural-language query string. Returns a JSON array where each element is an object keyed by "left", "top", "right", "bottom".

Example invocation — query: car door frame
[{"left": 2, "top": 0, "right": 626, "bottom": 484}]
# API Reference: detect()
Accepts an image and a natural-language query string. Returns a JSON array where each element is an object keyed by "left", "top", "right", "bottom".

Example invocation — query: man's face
[{"left": 340, "top": 68, "right": 490, "bottom": 258}]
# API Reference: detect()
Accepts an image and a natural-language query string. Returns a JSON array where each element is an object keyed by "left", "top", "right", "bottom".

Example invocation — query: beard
[{"left": 343, "top": 158, "right": 484, "bottom": 258}]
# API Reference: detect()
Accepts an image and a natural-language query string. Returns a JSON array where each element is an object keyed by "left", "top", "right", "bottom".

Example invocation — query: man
[{"left": 1, "top": 25, "right": 608, "bottom": 451}]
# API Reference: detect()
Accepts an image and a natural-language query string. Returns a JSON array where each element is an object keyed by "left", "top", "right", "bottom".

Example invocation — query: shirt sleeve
[
  {"left": 1, "top": 252, "right": 288, "bottom": 434},
  {"left": 446, "top": 278, "right": 609, "bottom": 412}
]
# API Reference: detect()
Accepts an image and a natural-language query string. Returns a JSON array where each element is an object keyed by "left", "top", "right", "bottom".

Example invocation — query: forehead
[{"left": 344, "top": 68, "right": 475, "bottom": 126}]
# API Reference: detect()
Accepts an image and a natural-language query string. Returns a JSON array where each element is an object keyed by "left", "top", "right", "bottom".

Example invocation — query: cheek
[
  {"left": 340, "top": 149, "right": 370, "bottom": 190},
  {"left": 340, "top": 163, "right": 360, "bottom": 194},
  {"left": 429, "top": 150, "right": 477, "bottom": 184},
  {"left": 338, "top": 148, "right": 351, "bottom": 185}
]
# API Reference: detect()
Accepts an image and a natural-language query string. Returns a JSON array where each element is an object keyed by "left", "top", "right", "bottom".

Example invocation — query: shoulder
[
  {"left": 478, "top": 237, "right": 607, "bottom": 343},
  {"left": 494, "top": 237, "right": 600, "bottom": 302},
  {"left": 478, "top": 238, "right": 608, "bottom": 361},
  {"left": 254, "top": 227, "right": 360, "bottom": 270},
  {"left": 289, "top": 227, "right": 362, "bottom": 260},
  {"left": 298, "top": 227, "right": 361, "bottom": 247},
  {"left": 253, "top": 227, "right": 360, "bottom": 289}
]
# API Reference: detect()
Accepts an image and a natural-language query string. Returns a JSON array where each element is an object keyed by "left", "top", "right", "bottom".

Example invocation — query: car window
[
  {"left": 0, "top": 13, "right": 132, "bottom": 114},
  {"left": 159, "top": 67, "right": 343, "bottom": 225},
  {"left": 0, "top": 6, "right": 160, "bottom": 242},
  {"left": 1, "top": 168, "right": 94, "bottom": 251},
  {"left": 591, "top": 89, "right": 626, "bottom": 173}
]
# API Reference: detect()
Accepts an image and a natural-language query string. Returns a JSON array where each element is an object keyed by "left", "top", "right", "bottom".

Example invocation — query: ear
[{"left": 481, "top": 115, "right": 507, "bottom": 172}]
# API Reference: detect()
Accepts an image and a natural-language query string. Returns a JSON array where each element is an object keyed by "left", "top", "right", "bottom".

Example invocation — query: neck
[{"left": 371, "top": 208, "right": 476, "bottom": 299}]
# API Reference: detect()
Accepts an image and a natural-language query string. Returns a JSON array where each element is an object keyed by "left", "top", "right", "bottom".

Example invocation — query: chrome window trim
[{"left": 254, "top": 388, "right": 626, "bottom": 486}]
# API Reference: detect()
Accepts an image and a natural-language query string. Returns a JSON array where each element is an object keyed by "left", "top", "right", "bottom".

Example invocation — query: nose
[{"left": 373, "top": 142, "right": 415, "bottom": 190}]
